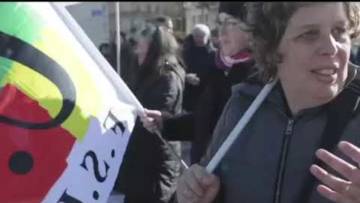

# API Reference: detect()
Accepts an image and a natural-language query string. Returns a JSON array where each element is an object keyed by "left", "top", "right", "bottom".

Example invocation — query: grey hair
[{"left": 192, "top": 24, "right": 211, "bottom": 37}]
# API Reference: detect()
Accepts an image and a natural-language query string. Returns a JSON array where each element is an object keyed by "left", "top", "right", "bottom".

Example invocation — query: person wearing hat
[{"left": 141, "top": 2, "right": 256, "bottom": 165}]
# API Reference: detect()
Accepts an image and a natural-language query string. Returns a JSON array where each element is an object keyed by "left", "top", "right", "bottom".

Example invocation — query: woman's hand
[
  {"left": 186, "top": 73, "right": 200, "bottom": 86},
  {"left": 140, "top": 109, "right": 163, "bottom": 133},
  {"left": 310, "top": 141, "right": 360, "bottom": 203},
  {"left": 177, "top": 164, "right": 220, "bottom": 203}
]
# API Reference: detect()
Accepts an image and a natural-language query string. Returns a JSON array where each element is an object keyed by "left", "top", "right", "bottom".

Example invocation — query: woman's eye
[
  {"left": 299, "top": 30, "right": 319, "bottom": 41},
  {"left": 332, "top": 27, "right": 349, "bottom": 40}
]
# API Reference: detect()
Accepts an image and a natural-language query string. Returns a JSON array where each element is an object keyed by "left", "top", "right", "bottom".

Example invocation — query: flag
[{"left": 0, "top": 2, "right": 140, "bottom": 202}]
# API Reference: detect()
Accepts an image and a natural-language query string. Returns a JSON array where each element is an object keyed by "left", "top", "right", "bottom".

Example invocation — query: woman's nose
[{"left": 319, "top": 34, "right": 338, "bottom": 56}]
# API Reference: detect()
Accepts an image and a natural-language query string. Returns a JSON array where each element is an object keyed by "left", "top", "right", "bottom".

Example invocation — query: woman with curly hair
[{"left": 176, "top": 3, "right": 360, "bottom": 203}]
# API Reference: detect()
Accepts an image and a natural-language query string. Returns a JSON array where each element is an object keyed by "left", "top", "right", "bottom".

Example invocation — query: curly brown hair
[{"left": 244, "top": 2, "right": 360, "bottom": 82}]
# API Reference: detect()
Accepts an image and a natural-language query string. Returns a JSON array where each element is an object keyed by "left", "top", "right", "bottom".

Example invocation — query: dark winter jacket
[
  {"left": 116, "top": 57, "right": 185, "bottom": 203},
  {"left": 201, "top": 64, "right": 360, "bottom": 203},
  {"left": 182, "top": 35, "right": 216, "bottom": 111},
  {"left": 162, "top": 56, "right": 255, "bottom": 164}
]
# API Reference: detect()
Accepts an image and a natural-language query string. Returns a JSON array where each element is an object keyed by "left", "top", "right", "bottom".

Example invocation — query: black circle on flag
[
  {"left": 9, "top": 151, "right": 34, "bottom": 174},
  {"left": 0, "top": 31, "right": 76, "bottom": 129}
]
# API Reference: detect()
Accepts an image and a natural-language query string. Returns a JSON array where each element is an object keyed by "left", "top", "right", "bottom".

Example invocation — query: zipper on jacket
[{"left": 273, "top": 118, "right": 295, "bottom": 203}]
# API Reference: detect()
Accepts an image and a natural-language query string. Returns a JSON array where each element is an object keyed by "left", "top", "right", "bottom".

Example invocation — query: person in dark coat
[
  {"left": 177, "top": 2, "right": 360, "bottom": 203},
  {"left": 182, "top": 24, "right": 216, "bottom": 112},
  {"left": 115, "top": 23, "right": 185, "bottom": 203},
  {"left": 141, "top": 2, "right": 255, "bottom": 164}
]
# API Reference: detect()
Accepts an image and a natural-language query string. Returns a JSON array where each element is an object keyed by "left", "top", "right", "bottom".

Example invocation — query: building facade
[
  {"left": 65, "top": 2, "right": 219, "bottom": 46},
  {"left": 183, "top": 2, "right": 218, "bottom": 34},
  {"left": 66, "top": 2, "right": 111, "bottom": 48}
]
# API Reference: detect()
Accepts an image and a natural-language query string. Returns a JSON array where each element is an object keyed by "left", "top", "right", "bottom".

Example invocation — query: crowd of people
[{"left": 102, "top": 2, "right": 360, "bottom": 203}]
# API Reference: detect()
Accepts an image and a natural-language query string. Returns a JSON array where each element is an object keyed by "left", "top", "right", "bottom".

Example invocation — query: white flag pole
[
  {"left": 50, "top": 2, "right": 145, "bottom": 116},
  {"left": 206, "top": 79, "right": 278, "bottom": 172}
]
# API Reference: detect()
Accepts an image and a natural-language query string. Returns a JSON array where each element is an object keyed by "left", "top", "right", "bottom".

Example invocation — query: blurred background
[{"left": 64, "top": 2, "right": 219, "bottom": 49}]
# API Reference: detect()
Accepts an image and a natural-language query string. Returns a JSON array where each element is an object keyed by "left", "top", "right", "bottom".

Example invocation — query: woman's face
[
  {"left": 277, "top": 3, "right": 351, "bottom": 108},
  {"left": 218, "top": 13, "right": 249, "bottom": 56},
  {"left": 134, "top": 36, "right": 150, "bottom": 65}
]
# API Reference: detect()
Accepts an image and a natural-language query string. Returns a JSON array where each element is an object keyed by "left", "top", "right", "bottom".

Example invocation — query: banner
[{"left": 0, "top": 2, "right": 140, "bottom": 202}]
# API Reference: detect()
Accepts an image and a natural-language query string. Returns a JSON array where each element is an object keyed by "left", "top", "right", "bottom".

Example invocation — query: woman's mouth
[{"left": 311, "top": 68, "right": 338, "bottom": 84}]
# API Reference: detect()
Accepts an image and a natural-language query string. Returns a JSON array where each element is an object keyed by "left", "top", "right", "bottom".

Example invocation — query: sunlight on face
[
  {"left": 218, "top": 12, "right": 249, "bottom": 56},
  {"left": 193, "top": 32, "right": 208, "bottom": 47},
  {"left": 277, "top": 3, "right": 351, "bottom": 112}
]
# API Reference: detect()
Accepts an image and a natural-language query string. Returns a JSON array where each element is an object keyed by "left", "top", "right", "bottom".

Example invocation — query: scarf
[{"left": 215, "top": 49, "right": 253, "bottom": 71}]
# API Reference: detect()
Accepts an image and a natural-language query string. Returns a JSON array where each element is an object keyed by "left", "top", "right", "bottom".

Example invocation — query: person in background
[
  {"left": 176, "top": 2, "right": 360, "bottom": 203},
  {"left": 141, "top": 2, "right": 255, "bottom": 164},
  {"left": 115, "top": 23, "right": 185, "bottom": 203},
  {"left": 151, "top": 15, "right": 174, "bottom": 34},
  {"left": 150, "top": 15, "right": 187, "bottom": 76},
  {"left": 182, "top": 24, "right": 216, "bottom": 112}
]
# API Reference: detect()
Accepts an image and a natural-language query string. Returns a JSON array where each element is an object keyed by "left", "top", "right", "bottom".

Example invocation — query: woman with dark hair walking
[{"left": 116, "top": 23, "right": 185, "bottom": 203}]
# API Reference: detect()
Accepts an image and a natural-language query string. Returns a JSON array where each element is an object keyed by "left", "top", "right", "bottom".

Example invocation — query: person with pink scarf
[{"left": 140, "top": 2, "right": 256, "bottom": 164}]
